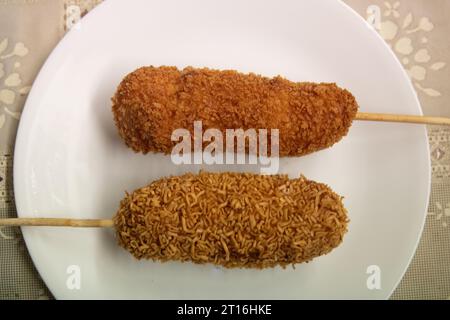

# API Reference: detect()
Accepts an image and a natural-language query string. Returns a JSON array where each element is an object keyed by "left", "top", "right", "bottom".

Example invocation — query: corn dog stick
[
  {"left": 0, "top": 218, "right": 114, "bottom": 228},
  {"left": 1, "top": 172, "right": 349, "bottom": 268},
  {"left": 356, "top": 112, "right": 450, "bottom": 125}
]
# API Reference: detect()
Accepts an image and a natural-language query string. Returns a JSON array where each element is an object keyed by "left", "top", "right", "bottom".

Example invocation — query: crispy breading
[
  {"left": 114, "top": 171, "right": 348, "bottom": 268},
  {"left": 112, "top": 66, "right": 358, "bottom": 156}
]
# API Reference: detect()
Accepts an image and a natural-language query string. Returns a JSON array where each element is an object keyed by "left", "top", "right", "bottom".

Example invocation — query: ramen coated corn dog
[
  {"left": 112, "top": 66, "right": 358, "bottom": 156},
  {"left": 114, "top": 171, "right": 348, "bottom": 268}
]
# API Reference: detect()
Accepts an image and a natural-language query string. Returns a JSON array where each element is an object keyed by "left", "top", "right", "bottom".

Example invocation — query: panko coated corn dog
[
  {"left": 112, "top": 66, "right": 358, "bottom": 156},
  {"left": 114, "top": 171, "right": 348, "bottom": 268}
]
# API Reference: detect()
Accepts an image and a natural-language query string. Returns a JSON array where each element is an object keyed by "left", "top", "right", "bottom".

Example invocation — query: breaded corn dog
[
  {"left": 112, "top": 66, "right": 358, "bottom": 156},
  {"left": 114, "top": 171, "right": 348, "bottom": 268}
]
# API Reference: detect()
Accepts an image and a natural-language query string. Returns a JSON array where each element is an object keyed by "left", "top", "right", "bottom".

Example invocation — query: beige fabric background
[{"left": 0, "top": 0, "right": 449, "bottom": 299}]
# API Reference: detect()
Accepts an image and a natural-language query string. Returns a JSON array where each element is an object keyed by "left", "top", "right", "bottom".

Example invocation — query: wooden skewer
[
  {"left": 356, "top": 112, "right": 450, "bottom": 125},
  {"left": 0, "top": 218, "right": 114, "bottom": 228}
]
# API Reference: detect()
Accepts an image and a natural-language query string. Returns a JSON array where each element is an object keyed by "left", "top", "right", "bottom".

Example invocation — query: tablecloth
[{"left": 0, "top": 0, "right": 449, "bottom": 300}]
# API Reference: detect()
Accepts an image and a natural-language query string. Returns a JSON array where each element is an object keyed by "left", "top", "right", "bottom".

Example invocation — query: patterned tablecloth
[{"left": 0, "top": 0, "right": 449, "bottom": 300}]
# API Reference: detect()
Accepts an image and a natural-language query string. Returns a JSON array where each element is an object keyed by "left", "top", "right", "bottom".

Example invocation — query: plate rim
[{"left": 338, "top": 0, "right": 430, "bottom": 298}]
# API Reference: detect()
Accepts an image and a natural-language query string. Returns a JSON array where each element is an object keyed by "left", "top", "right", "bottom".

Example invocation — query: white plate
[{"left": 14, "top": 0, "right": 430, "bottom": 299}]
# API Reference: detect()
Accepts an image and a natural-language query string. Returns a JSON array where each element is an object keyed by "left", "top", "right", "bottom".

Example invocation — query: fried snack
[
  {"left": 114, "top": 171, "right": 348, "bottom": 268},
  {"left": 112, "top": 66, "right": 358, "bottom": 156}
]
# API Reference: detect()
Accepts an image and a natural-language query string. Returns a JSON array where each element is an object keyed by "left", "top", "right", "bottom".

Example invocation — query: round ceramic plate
[{"left": 14, "top": 0, "right": 430, "bottom": 299}]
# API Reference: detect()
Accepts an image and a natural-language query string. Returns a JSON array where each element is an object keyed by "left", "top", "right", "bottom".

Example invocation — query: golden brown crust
[
  {"left": 112, "top": 66, "right": 358, "bottom": 156},
  {"left": 114, "top": 172, "right": 348, "bottom": 268}
]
